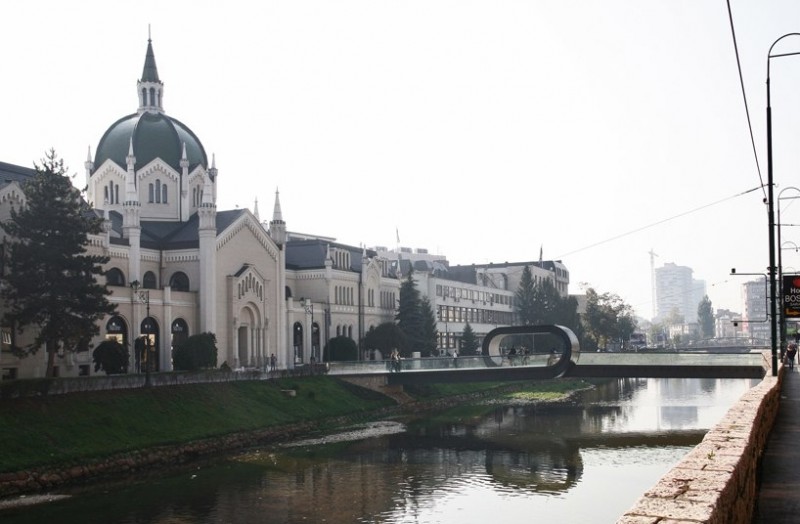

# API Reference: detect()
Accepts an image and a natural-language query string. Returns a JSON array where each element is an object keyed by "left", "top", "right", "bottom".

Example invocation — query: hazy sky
[{"left": 3, "top": 1, "right": 800, "bottom": 319}]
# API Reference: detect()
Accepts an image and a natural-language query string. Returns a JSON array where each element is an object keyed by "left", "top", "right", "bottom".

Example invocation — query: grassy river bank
[{"left": 0, "top": 375, "right": 592, "bottom": 499}]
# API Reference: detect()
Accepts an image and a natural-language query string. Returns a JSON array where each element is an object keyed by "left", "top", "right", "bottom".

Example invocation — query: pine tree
[
  {"left": 460, "top": 322, "right": 480, "bottom": 355},
  {"left": 419, "top": 296, "right": 438, "bottom": 357},
  {"left": 514, "top": 265, "right": 537, "bottom": 325},
  {"left": 0, "top": 149, "right": 116, "bottom": 377},
  {"left": 396, "top": 268, "right": 425, "bottom": 357}
]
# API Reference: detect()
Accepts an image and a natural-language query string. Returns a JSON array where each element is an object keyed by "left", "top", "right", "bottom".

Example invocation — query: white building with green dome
[{"left": 0, "top": 38, "right": 288, "bottom": 378}]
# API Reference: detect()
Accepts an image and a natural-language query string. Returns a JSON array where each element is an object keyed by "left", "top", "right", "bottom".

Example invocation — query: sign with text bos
[{"left": 783, "top": 275, "right": 800, "bottom": 318}]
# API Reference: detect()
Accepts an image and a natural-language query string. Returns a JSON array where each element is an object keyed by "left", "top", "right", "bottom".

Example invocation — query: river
[{"left": 0, "top": 377, "right": 758, "bottom": 524}]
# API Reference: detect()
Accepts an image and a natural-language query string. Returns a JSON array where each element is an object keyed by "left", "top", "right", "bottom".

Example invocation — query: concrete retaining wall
[{"left": 618, "top": 353, "right": 781, "bottom": 523}]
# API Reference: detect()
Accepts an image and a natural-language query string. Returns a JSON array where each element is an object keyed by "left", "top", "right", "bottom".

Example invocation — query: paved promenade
[{"left": 753, "top": 365, "right": 800, "bottom": 522}]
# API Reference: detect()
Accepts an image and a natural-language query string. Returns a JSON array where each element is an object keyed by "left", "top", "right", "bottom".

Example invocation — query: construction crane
[{"left": 648, "top": 249, "right": 659, "bottom": 319}]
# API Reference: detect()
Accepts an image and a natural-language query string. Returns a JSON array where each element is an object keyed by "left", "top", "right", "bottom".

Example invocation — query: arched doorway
[
  {"left": 293, "top": 322, "right": 303, "bottom": 364},
  {"left": 171, "top": 318, "right": 188, "bottom": 354},
  {"left": 138, "top": 316, "right": 159, "bottom": 374}
]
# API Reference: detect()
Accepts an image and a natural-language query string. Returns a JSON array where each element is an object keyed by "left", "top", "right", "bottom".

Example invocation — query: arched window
[
  {"left": 142, "top": 271, "right": 157, "bottom": 289},
  {"left": 148, "top": 183, "right": 154, "bottom": 203},
  {"left": 114, "top": 183, "right": 119, "bottom": 204},
  {"left": 161, "top": 184, "right": 167, "bottom": 203},
  {"left": 169, "top": 271, "right": 190, "bottom": 292},
  {"left": 105, "top": 268, "right": 125, "bottom": 287},
  {"left": 103, "top": 186, "right": 109, "bottom": 203},
  {"left": 155, "top": 180, "right": 161, "bottom": 203}
]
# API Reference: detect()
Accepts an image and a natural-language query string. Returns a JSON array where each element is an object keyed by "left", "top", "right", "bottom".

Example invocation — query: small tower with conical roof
[
  {"left": 122, "top": 138, "right": 142, "bottom": 282},
  {"left": 269, "top": 188, "right": 286, "bottom": 248},
  {"left": 138, "top": 35, "right": 164, "bottom": 114},
  {"left": 198, "top": 171, "right": 217, "bottom": 333}
]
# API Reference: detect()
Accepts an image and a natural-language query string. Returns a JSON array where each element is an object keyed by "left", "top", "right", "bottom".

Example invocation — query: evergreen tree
[
  {"left": 419, "top": 296, "right": 438, "bottom": 357},
  {"left": 396, "top": 268, "right": 425, "bottom": 357},
  {"left": 0, "top": 150, "right": 116, "bottom": 377},
  {"left": 460, "top": 322, "right": 480, "bottom": 355},
  {"left": 530, "top": 277, "right": 561, "bottom": 325},
  {"left": 698, "top": 295, "right": 715, "bottom": 339},
  {"left": 514, "top": 265, "right": 537, "bottom": 325}
]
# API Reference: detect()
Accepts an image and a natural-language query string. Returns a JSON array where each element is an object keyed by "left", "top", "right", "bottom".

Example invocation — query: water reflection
[{"left": 0, "top": 378, "right": 757, "bottom": 524}]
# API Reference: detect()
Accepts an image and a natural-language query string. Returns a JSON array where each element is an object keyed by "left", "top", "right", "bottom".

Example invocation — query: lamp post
[
  {"left": 766, "top": 34, "right": 800, "bottom": 375},
  {"left": 778, "top": 186, "right": 800, "bottom": 356},
  {"left": 304, "top": 300, "right": 316, "bottom": 364},
  {"left": 130, "top": 280, "right": 152, "bottom": 387}
]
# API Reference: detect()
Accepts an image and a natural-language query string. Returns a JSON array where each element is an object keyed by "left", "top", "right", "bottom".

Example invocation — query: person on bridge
[{"left": 390, "top": 348, "right": 401, "bottom": 373}]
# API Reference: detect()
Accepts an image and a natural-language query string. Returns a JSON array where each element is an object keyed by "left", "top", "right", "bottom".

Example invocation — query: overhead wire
[
  {"left": 555, "top": 185, "right": 762, "bottom": 259},
  {"left": 726, "top": 0, "right": 766, "bottom": 200}
]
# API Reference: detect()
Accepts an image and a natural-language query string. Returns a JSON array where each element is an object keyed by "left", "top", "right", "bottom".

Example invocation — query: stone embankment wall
[{"left": 618, "top": 353, "right": 780, "bottom": 524}]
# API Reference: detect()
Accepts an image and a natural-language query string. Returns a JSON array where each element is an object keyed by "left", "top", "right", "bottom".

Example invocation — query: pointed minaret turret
[
  {"left": 84, "top": 146, "right": 94, "bottom": 202},
  {"left": 253, "top": 197, "right": 260, "bottom": 221},
  {"left": 269, "top": 188, "right": 286, "bottom": 247},
  {"left": 198, "top": 171, "right": 217, "bottom": 333},
  {"left": 137, "top": 33, "right": 164, "bottom": 114},
  {"left": 179, "top": 142, "right": 190, "bottom": 221},
  {"left": 122, "top": 138, "right": 142, "bottom": 284}
]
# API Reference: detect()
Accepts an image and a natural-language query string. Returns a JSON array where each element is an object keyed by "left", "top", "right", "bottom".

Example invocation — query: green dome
[{"left": 93, "top": 111, "right": 208, "bottom": 174}]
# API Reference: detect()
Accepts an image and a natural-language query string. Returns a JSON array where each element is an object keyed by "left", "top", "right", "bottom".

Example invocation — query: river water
[{"left": 1, "top": 377, "right": 757, "bottom": 524}]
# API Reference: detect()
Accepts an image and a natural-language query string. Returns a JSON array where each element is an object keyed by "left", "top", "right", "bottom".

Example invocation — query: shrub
[
  {"left": 324, "top": 336, "right": 358, "bottom": 361},
  {"left": 92, "top": 339, "right": 130, "bottom": 374},
  {"left": 172, "top": 332, "right": 218, "bottom": 371}
]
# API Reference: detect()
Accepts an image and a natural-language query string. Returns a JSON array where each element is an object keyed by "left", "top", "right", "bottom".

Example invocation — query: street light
[
  {"left": 778, "top": 186, "right": 800, "bottom": 354},
  {"left": 130, "top": 280, "right": 152, "bottom": 387},
  {"left": 766, "top": 34, "right": 800, "bottom": 375},
  {"left": 304, "top": 300, "right": 316, "bottom": 364}
]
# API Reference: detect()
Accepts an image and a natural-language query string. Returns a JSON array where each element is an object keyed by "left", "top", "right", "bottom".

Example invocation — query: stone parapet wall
[{"left": 618, "top": 354, "right": 780, "bottom": 523}]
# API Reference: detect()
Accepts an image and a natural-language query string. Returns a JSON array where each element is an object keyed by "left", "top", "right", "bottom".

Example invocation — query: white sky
[{"left": 3, "top": 1, "right": 800, "bottom": 319}]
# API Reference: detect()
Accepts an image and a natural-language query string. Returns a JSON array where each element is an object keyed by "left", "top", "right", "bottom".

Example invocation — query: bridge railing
[
  {"left": 327, "top": 353, "right": 558, "bottom": 375},
  {"left": 326, "top": 349, "right": 768, "bottom": 376}
]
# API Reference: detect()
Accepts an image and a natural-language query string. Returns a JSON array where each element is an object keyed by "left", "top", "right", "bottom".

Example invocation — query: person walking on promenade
[{"left": 786, "top": 343, "right": 797, "bottom": 370}]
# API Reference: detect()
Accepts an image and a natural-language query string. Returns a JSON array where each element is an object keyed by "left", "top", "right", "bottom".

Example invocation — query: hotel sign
[{"left": 783, "top": 275, "right": 800, "bottom": 318}]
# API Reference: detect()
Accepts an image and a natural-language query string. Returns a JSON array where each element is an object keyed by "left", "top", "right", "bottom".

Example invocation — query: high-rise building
[{"left": 654, "top": 262, "right": 707, "bottom": 323}]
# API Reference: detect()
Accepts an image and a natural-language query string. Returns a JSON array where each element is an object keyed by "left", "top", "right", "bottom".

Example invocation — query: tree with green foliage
[
  {"left": 92, "top": 339, "right": 129, "bottom": 374},
  {"left": 396, "top": 269, "right": 436, "bottom": 357},
  {"left": 363, "top": 322, "right": 407, "bottom": 357},
  {"left": 460, "top": 322, "right": 480, "bottom": 355},
  {"left": 698, "top": 295, "right": 715, "bottom": 339},
  {"left": 582, "top": 288, "right": 636, "bottom": 351},
  {"left": 172, "top": 332, "right": 218, "bottom": 371},
  {"left": 514, "top": 265, "right": 585, "bottom": 345},
  {"left": 514, "top": 265, "right": 537, "bottom": 325},
  {"left": 419, "top": 296, "right": 438, "bottom": 356},
  {"left": 0, "top": 149, "right": 116, "bottom": 377},
  {"left": 325, "top": 335, "right": 358, "bottom": 361}
]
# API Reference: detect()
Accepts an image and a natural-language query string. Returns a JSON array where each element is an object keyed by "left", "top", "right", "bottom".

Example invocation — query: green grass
[
  {"left": 0, "top": 376, "right": 393, "bottom": 472},
  {"left": 0, "top": 377, "right": 593, "bottom": 474}
]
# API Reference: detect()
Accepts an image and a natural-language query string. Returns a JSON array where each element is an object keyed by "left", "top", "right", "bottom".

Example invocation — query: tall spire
[
  {"left": 138, "top": 31, "right": 164, "bottom": 114},
  {"left": 269, "top": 188, "right": 287, "bottom": 247},
  {"left": 272, "top": 188, "right": 283, "bottom": 223}
]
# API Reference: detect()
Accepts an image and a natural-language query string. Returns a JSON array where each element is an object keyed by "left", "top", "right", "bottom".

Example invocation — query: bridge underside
[{"left": 381, "top": 362, "right": 765, "bottom": 386}]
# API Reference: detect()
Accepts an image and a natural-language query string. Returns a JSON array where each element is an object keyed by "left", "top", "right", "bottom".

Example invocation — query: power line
[
  {"left": 555, "top": 186, "right": 761, "bottom": 259},
  {"left": 726, "top": 0, "right": 766, "bottom": 201}
]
